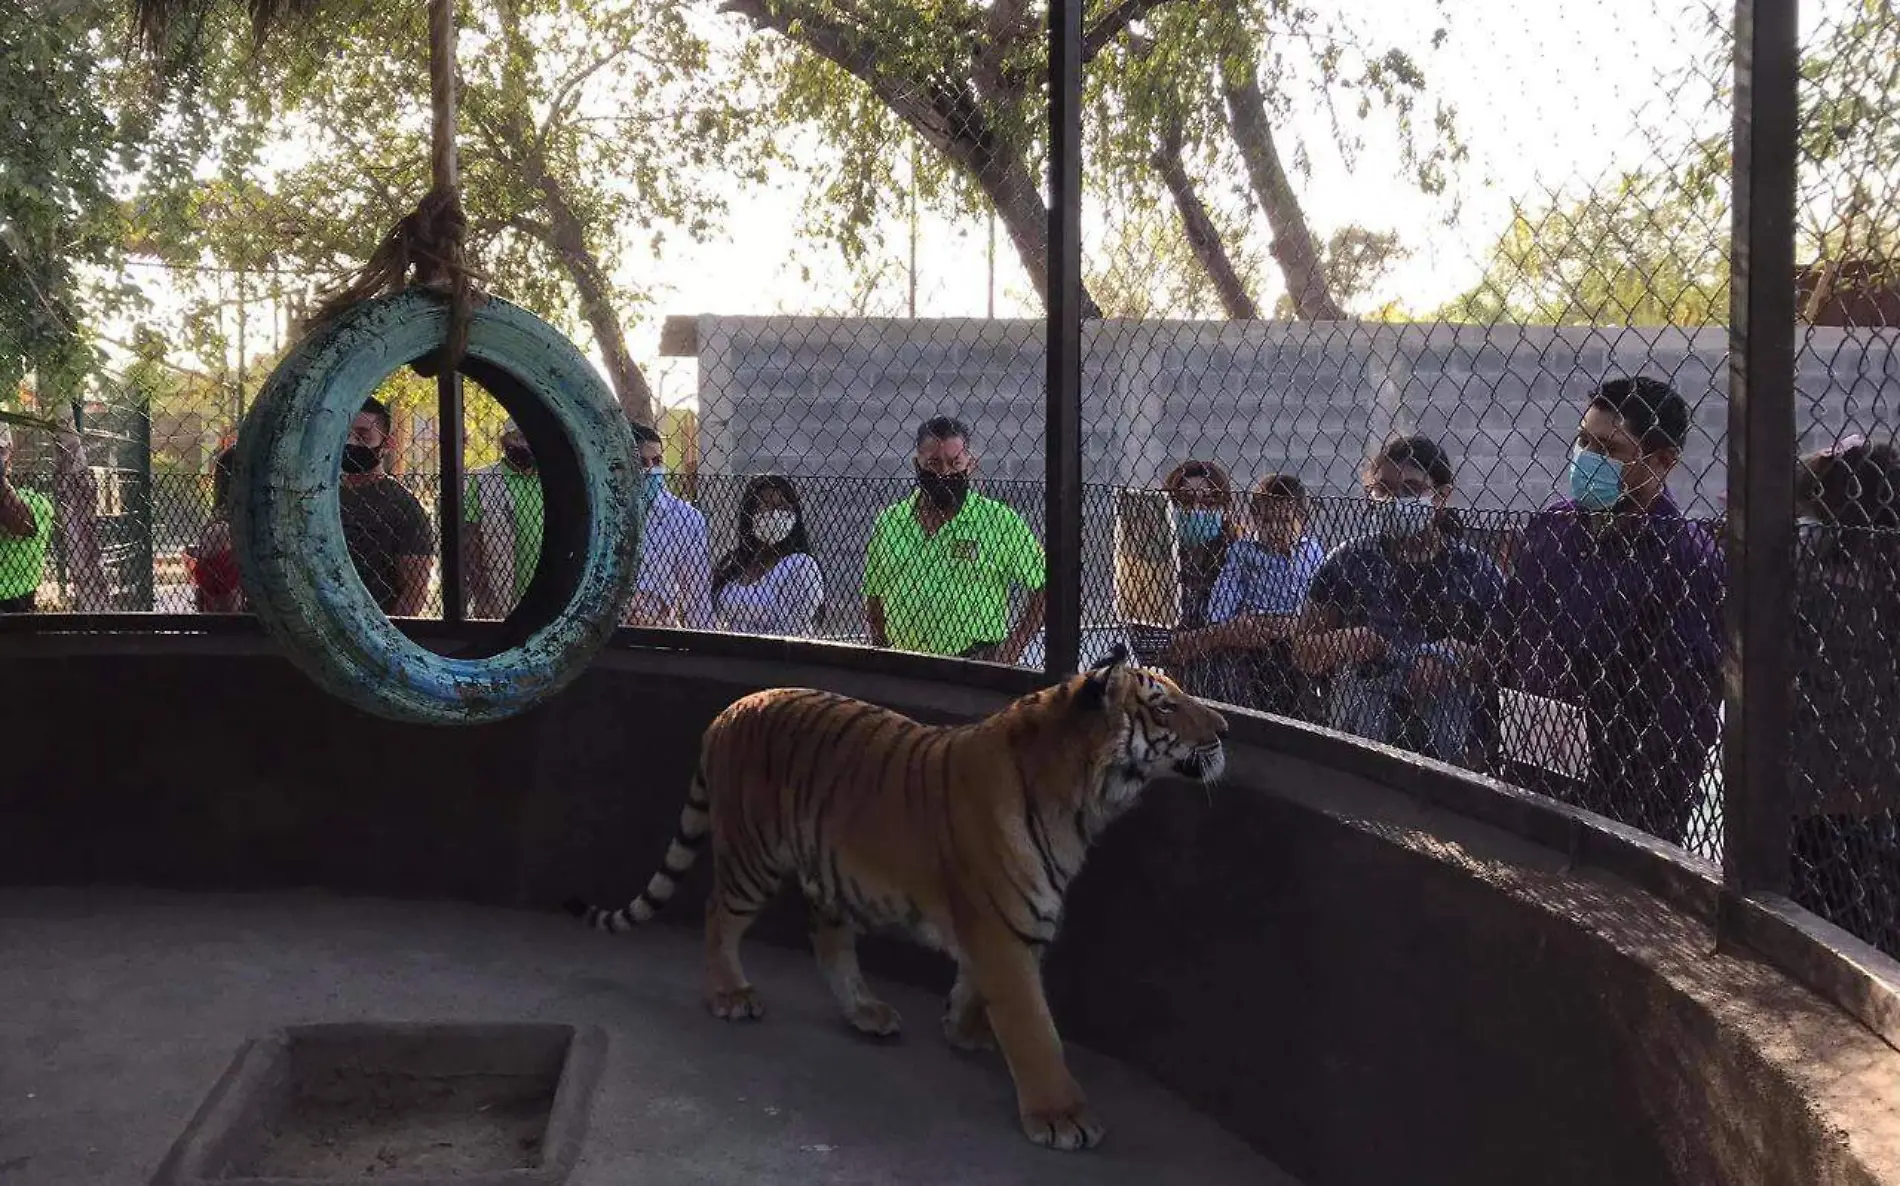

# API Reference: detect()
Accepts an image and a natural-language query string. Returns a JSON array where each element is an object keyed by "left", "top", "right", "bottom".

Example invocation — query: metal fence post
[
  {"left": 1722, "top": 0, "right": 1800, "bottom": 895},
  {"left": 437, "top": 370, "right": 465, "bottom": 624},
  {"left": 1044, "top": 0, "right": 1084, "bottom": 677}
]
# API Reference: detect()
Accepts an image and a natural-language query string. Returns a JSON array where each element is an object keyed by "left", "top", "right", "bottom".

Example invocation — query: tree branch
[
  {"left": 1083, "top": 0, "right": 1181, "bottom": 63},
  {"left": 1151, "top": 123, "right": 1259, "bottom": 319},
  {"left": 986, "top": 0, "right": 1032, "bottom": 44},
  {"left": 537, "top": 45, "right": 634, "bottom": 155},
  {"left": 720, "top": 0, "right": 971, "bottom": 151},
  {"left": 721, "top": 0, "right": 882, "bottom": 82}
]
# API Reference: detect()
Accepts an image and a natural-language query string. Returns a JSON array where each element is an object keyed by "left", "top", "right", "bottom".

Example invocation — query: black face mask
[
  {"left": 341, "top": 443, "right": 383, "bottom": 475},
  {"left": 915, "top": 465, "right": 969, "bottom": 512},
  {"left": 502, "top": 444, "right": 535, "bottom": 472}
]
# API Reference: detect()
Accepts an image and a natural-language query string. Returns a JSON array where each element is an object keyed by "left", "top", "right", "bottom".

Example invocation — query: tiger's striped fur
[{"left": 564, "top": 648, "right": 1228, "bottom": 1151}]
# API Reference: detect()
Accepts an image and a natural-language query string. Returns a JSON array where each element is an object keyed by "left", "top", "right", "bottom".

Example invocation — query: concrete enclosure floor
[{"left": 0, "top": 889, "right": 1299, "bottom": 1186}]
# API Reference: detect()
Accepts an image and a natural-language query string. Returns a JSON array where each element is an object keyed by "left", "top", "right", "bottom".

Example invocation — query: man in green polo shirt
[
  {"left": 0, "top": 426, "right": 54, "bottom": 613},
  {"left": 464, "top": 418, "right": 545, "bottom": 619},
  {"left": 863, "top": 415, "right": 1046, "bottom": 662}
]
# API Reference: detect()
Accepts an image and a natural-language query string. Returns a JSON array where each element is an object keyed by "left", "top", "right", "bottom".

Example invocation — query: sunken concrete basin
[{"left": 154, "top": 1022, "right": 605, "bottom": 1185}]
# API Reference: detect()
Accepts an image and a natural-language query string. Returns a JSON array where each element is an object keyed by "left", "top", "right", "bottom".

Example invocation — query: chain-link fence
[
  {"left": 1784, "top": 0, "right": 1900, "bottom": 957},
  {"left": 2, "top": 0, "right": 1896, "bottom": 962}
]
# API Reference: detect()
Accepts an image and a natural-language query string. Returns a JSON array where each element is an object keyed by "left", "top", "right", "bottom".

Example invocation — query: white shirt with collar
[{"left": 630, "top": 489, "right": 714, "bottom": 629}]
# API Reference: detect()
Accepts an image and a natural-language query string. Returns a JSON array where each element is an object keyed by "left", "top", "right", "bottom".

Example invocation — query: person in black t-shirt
[{"left": 339, "top": 397, "right": 435, "bottom": 615}]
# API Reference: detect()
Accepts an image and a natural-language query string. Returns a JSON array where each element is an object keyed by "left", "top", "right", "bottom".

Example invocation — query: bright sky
[{"left": 97, "top": 0, "right": 1847, "bottom": 413}]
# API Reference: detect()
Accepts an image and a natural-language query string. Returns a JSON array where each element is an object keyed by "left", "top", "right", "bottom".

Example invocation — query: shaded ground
[{"left": 0, "top": 888, "right": 1298, "bottom": 1185}]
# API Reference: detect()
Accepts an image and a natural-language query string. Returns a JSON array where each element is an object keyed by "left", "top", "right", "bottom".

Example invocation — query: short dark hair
[
  {"left": 1801, "top": 437, "right": 1899, "bottom": 531},
  {"left": 1590, "top": 376, "right": 1690, "bottom": 453},
  {"left": 1373, "top": 434, "right": 1455, "bottom": 488},
  {"left": 358, "top": 397, "right": 392, "bottom": 436},
  {"left": 1251, "top": 473, "right": 1308, "bottom": 511},
  {"left": 915, "top": 415, "right": 971, "bottom": 450},
  {"left": 628, "top": 419, "right": 663, "bottom": 446}
]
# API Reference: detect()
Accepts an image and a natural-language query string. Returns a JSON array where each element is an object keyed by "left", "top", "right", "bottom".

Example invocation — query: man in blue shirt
[
  {"left": 1168, "top": 474, "right": 1325, "bottom": 714},
  {"left": 1294, "top": 437, "right": 1503, "bottom": 766}
]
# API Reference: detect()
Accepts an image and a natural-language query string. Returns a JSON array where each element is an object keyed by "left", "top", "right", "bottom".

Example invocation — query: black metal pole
[
  {"left": 1044, "top": 0, "right": 1083, "bottom": 677},
  {"left": 437, "top": 369, "right": 465, "bottom": 623},
  {"left": 1722, "top": 0, "right": 1800, "bottom": 895}
]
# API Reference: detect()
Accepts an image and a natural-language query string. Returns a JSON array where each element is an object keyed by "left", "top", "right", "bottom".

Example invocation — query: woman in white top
[{"left": 711, "top": 475, "right": 827, "bottom": 638}]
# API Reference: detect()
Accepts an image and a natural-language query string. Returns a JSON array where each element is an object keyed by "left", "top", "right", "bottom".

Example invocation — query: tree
[
  {"left": 721, "top": 0, "right": 1460, "bottom": 321},
  {"left": 463, "top": 0, "right": 752, "bottom": 419},
  {"left": 1435, "top": 171, "right": 1729, "bottom": 327},
  {"left": 1087, "top": 201, "right": 1265, "bottom": 319},
  {"left": 1438, "top": 0, "right": 1900, "bottom": 331},
  {"left": 1, "top": 1, "right": 142, "bottom": 405},
  {"left": 1111, "top": 30, "right": 1259, "bottom": 317},
  {"left": 720, "top": 0, "right": 1113, "bottom": 314},
  {"left": 1270, "top": 226, "right": 1407, "bottom": 319},
  {"left": 128, "top": 0, "right": 767, "bottom": 425},
  {"left": 1091, "top": 0, "right": 1461, "bottom": 321},
  {"left": 1786, "top": 0, "right": 1900, "bottom": 319},
  {"left": 1599, "top": 0, "right": 1900, "bottom": 326}
]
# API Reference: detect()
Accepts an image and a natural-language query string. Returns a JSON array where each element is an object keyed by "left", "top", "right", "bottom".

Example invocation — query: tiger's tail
[{"left": 563, "top": 769, "right": 712, "bottom": 933}]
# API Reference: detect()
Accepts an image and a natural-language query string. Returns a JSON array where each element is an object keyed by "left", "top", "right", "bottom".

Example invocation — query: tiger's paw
[
  {"left": 707, "top": 986, "right": 765, "bottom": 1021},
  {"left": 1020, "top": 1102, "right": 1105, "bottom": 1152},
  {"left": 845, "top": 999, "right": 903, "bottom": 1038},
  {"left": 942, "top": 1007, "right": 996, "bottom": 1052}
]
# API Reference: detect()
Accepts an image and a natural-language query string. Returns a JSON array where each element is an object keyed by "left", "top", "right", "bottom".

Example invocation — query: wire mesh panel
[
  {"left": 1785, "top": 0, "right": 1900, "bottom": 956},
  {"left": 641, "top": 0, "right": 1071, "bottom": 666},
  {"left": 1079, "top": 0, "right": 1739, "bottom": 862},
  {"left": 5, "top": 0, "right": 1900, "bottom": 958}
]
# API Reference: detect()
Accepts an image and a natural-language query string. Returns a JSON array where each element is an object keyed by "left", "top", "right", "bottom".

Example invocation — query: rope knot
[{"left": 308, "top": 184, "right": 485, "bottom": 377}]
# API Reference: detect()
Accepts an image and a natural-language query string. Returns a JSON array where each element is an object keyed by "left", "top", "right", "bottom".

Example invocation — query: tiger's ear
[{"left": 1077, "top": 644, "right": 1130, "bottom": 710}]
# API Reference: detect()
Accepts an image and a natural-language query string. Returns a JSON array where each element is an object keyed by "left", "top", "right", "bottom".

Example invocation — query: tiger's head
[{"left": 1075, "top": 645, "right": 1228, "bottom": 801}]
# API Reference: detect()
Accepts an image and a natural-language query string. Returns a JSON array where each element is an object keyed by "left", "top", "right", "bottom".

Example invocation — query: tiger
[{"left": 563, "top": 647, "right": 1228, "bottom": 1151}]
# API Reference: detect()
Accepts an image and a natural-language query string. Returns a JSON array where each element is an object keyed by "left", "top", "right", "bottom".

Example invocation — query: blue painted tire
[{"left": 231, "top": 287, "right": 641, "bottom": 726}]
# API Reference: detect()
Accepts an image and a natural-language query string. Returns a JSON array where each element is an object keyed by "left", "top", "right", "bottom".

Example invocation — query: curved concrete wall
[{"left": 2, "top": 636, "right": 1895, "bottom": 1186}]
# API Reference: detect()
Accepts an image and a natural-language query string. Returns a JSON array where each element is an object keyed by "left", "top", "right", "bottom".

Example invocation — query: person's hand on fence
[
  {"left": 1165, "top": 631, "right": 1207, "bottom": 666},
  {"left": 1312, "top": 625, "right": 1387, "bottom": 671},
  {"left": 1408, "top": 640, "right": 1480, "bottom": 697}
]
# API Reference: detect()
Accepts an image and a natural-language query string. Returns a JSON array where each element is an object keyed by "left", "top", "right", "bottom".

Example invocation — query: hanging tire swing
[
  {"left": 231, "top": 289, "right": 640, "bottom": 726},
  {"left": 189, "top": 0, "right": 643, "bottom": 725}
]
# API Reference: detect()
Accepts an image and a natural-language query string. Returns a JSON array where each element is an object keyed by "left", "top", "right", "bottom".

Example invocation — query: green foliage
[
  {"left": 1269, "top": 225, "right": 1406, "bottom": 318},
  {"left": 0, "top": 2, "right": 129, "bottom": 399},
  {"left": 1435, "top": 172, "right": 1729, "bottom": 328},
  {"left": 726, "top": 0, "right": 1464, "bottom": 316},
  {"left": 170, "top": 2, "right": 760, "bottom": 401},
  {"left": 724, "top": 0, "right": 1050, "bottom": 262},
  {"left": 2, "top": 0, "right": 278, "bottom": 430},
  {"left": 1088, "top": 201, "right": 1264, "bottom": 318},
  {"left": 101, "top": 0, "right": 777, "bottom": 425},
  {"left": 1789, "top": 0, "right": 1900, "bottom": 283},
  {"left": 1442, "top": 0, "right": 1900, "bottom": 331},
  {"left": 1090, "top": 1, "right": 1462, "bottom": 201}
]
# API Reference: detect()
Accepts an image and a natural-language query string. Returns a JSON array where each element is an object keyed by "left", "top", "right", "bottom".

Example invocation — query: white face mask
[
  {"left": 754, "top": 509, "right": 796, "bottom": 546},
  {"left": 1375, "top": 495, "right": 1437, "bottom": 538}
]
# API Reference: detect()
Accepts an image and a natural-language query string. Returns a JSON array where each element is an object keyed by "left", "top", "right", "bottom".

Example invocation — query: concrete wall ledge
[{"left": 2, "top": 628, "right": 1897, "bottom": 1185}]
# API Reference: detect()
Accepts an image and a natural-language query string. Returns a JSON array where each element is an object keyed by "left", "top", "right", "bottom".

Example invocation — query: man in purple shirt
[{"left": 1492, "top": 376, "right": 1725, "bottom": 846}]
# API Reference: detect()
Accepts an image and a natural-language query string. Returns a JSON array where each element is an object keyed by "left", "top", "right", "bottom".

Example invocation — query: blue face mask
[
  {"left": 1175, "top": 507, "right": 1224, "bottom": 547},
  {"left": 642, "top": 466, "right": 668, "bottom": 504},
  {"left": 1568, "top": 448, "right": 1623, "bottom": 511}
]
